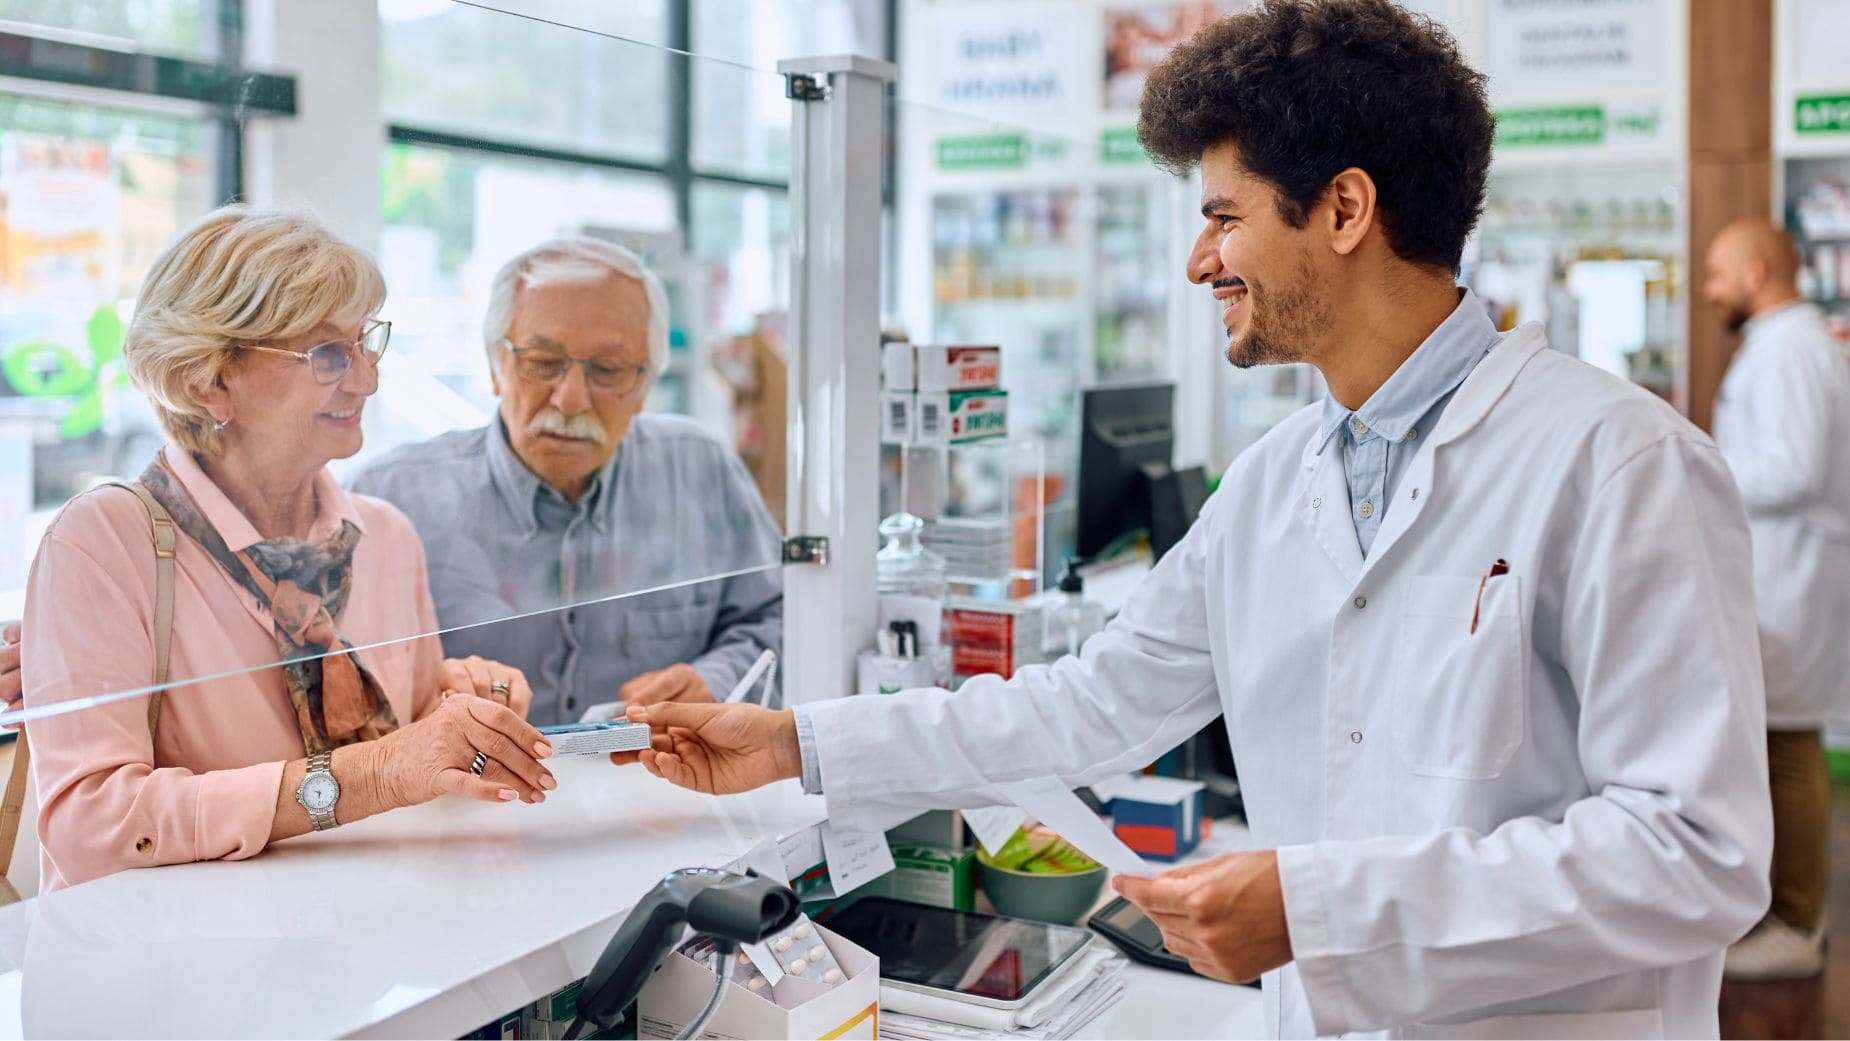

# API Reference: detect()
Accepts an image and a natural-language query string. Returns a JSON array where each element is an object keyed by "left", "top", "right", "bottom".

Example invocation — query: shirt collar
[
  {"left": 1317, "top": 288, "right": 1500, "bottom": 455},
  {"left": 1742, "top": 299, "right": 1815, "bottom": 341},
  {"left": 160, "top": 443, "right": 364, "bottom": 552},
  {"left": 483, "top": 416, "right": 620, "bottom": 534}
]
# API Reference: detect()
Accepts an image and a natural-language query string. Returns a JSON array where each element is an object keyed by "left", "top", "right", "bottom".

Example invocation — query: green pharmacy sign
[
  {"left": 1796, "top": 94, "right": 1850, "bottom": 135},
  {"left": 936, "top": 134, "right": 1028, "bottom": 170},
  {"left": 1101, "top": 127, "right": 1147, "bottom": 164},
  {"left": 1494, "top": 106, "right": 1605, "bottom": 148},
  {"left": 0, "top": 305, "right": 128, "bottom": 438}
]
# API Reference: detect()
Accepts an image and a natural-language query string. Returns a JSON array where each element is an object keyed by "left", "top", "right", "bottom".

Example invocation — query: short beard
[
  {"left": 1723, "top": 305, "right": 1750, "bottom": 334},
  {"left": 1225, "top": 253, "right": 1326, "bottom": 370}
]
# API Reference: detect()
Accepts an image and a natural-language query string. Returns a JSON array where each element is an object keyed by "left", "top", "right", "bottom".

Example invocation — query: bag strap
[{"left": 0, "top": 482, "right": 176, "bottom": 904}]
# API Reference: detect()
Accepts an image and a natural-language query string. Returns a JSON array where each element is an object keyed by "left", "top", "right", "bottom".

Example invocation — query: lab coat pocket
[{"left": 1391, "top": 573, "right": 1525, "bottom": 780}]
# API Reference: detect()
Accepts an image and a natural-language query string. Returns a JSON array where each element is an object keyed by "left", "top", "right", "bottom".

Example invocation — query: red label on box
[{"left": 943, "top": 608, "right": 1020, "bottom": 645}]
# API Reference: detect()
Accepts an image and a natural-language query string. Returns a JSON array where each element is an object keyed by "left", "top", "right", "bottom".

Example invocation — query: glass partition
[{"left": 4, "top": 12, "right": 791, "bottom": 801}]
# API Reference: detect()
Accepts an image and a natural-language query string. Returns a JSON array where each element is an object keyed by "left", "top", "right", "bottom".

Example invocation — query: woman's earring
[{"left": 213, "top": 415, "right": 231, "bottom": 432}]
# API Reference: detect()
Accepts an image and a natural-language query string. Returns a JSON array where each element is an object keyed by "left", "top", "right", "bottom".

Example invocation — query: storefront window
[{"left": 0, "top": 0, "right": 217, "bottom": 56}]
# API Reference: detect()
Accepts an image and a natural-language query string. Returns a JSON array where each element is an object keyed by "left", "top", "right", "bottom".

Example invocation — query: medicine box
[
  {"left": 882, "top": 341, "right": 916, "bottom": 391},
  {"left": 914, "top": 344, "right": 1002, "bottom": 392},
  {"left": 879, "top": 391, "right": 916, "bottom": 444},
  {"left": 849, "top": 842, "right": 977, "bottom": 911},
  {"left": 1111, "top": 776, "right": 1205, "bottom": 861},
  {"left": 917, "top": 389, "right": 1009, "bottom": 445},
  {"left": 638, "top": 922, "right": 879, "bottom": 1040}
]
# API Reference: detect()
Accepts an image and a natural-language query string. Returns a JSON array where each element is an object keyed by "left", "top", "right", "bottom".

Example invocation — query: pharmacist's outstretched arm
[{"left": 617, "top": 702, "right": 804, "bottom": 795}]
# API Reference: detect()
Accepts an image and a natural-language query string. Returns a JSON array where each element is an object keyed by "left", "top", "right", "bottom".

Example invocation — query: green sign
[
  {"left": 0, "top": 305, "right": 128, "bottom": 438},
  {"left": 936, "top": 134, "right": 1028, "bottom": 170},
  {"left": 1797, "top": 94, "right": 1850, "bottom": 135},
  {"left": 1101, "top": 127, "right": 1147, "bottom": 164},
  {"left": 1494, "top": 106, "right": 1605, "bottom": 148}
]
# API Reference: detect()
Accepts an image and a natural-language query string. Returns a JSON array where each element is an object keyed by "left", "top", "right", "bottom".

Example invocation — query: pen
[{"left": 1470, "top": 558, "right": 1509, "bottom": 635}]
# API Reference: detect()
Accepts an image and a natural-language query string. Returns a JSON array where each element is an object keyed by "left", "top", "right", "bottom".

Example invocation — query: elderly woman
[{"left": 19, "top": 206, "right": 555, "bottom": 891}]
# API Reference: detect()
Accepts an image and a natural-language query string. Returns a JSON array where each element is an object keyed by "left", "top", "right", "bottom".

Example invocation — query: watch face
[{"left": 301, "top": 772, "right": 339, "bottom": 811}]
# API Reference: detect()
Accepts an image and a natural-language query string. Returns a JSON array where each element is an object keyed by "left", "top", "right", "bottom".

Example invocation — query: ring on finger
[
  {"left": 490, "top": 680, "right": 511, "bottom": 701},
  {"left": 469, "top": 751, "right": 488, "bottom": 776}
]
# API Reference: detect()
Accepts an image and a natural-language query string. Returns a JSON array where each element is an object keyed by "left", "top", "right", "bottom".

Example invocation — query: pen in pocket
[{"left": 1470, "top": 558, "right": 1509, "bottom": 635}]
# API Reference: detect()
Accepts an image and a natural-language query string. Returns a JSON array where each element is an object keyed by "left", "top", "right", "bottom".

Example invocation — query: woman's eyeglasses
[{"left": 239, "top": 320, "right": 391, "bottom": 385}]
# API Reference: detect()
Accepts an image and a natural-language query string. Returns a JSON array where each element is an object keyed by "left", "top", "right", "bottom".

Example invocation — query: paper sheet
[
  {"left": 819, "top": 822, "right": 896, "bottom": 896},
  {"left": 997, "top": 777, "right": 1156, "bottom": 877},
  {"left": 962, "top": 805, "right": 1028, "bottom": 857}
]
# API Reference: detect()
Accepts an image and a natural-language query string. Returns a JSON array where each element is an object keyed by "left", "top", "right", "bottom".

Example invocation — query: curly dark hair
[{"left": 1137, "top": 0, "right": 1492, "bottom": 273}]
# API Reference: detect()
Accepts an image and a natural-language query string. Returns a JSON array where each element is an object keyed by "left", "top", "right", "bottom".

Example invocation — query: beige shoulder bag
[{"left": 0, "top": 483, "right": 175, "bottom": 904}]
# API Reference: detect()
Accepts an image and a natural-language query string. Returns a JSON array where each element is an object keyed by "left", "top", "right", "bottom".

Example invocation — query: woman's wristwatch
[{"left": 294, "top": 751, "right": 342, "bottom": 831}]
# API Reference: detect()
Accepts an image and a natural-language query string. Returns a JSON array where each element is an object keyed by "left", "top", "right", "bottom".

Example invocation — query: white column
[
  {"left": 242, "top": 0, "right": 382, "bottom": 254},
  {"left": 779, "top": 54, "right": 897, "bottom": 704}
]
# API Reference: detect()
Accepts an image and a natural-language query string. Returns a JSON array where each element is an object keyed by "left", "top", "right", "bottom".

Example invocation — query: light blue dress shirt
[
  {"left": 796, "top": 289, "right": 1503, "bottom": 793},
  {"left": 348, "top": 413, "right": 784, "bottom": 726},
  {"left": 1314, "top": 289, "right": 1501, "bottom": 556}
]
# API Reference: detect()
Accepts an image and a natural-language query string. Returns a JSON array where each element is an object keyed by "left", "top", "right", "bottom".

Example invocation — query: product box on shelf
[
  {"left": 637, "top": 923, "right": 879, "bottom": 1040},
  {"left": 917, "top": 388, "right": 1009, "bottom": 445},
  {"left": 914, "top": 344, "right": 1002, "bottom": 392},
  {"left": 848, "top": 842, "right": 977, "bottom": 911},
  {"left": 880, "top": 391, "right": 916, "bottom": 444}
]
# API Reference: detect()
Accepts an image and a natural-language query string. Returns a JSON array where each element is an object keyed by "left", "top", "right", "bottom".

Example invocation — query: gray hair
[{"left": 482, "top": 236, "right": 670, "bottom": 376}]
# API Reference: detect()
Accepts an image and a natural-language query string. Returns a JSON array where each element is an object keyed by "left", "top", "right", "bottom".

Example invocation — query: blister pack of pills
[{"left": 677, "top": 912, "right": 846, "bottom": 1009}]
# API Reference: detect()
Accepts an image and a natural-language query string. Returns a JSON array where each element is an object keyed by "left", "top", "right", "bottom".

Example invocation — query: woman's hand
[
  {"left": 371, "top": 693, "right": 555, "bottom": 806},
  {"left": 441, "top": 656, "right": 533, "bottom": 719}
]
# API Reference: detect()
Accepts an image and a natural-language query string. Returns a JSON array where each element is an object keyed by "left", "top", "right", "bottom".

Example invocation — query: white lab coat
[
  {"left": 1710, "top": 301, "right": 1850, "bottom": 728},
  {"left": 804, "top": 324, "right": 1771, "bottom": 1039}
]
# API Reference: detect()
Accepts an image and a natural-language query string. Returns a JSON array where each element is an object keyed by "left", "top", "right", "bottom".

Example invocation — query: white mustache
[{"left": 527, "top": 408, "right": 606, "bottom": 444}]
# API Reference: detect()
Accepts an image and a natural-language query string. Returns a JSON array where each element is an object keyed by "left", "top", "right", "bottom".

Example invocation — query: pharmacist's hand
[
  {"left": 440, "top": 656, "right": 533, "bottom": 719},
  {"left": 0, "top": 621, "right": 20, "bottom": 730},
  {"left": 1111, "top": 850, "right": 1293, "bottom": 984},
  {"left": 373, "top": 693, "right": 555, "bottom": 806},
  {"left": 613, "top": 702, "right": 801, "bottom": 794},
  {"left": 619, "top": 664, "right": 713, "bottom": 708}
]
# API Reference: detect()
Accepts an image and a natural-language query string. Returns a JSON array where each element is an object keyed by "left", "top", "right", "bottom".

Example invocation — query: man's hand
[
  {"left": 440, "top": 656, "right": 533, "bottom": 719},
  {"left": 1111, "top": 850, "right": 1293, "bottom": 984},
  {"left": 612, "top": 701, "right": 802, "bottom": 795},
  {"left": 0, "top": 621, "right": 20, "bottom": 731},
  {"left": 619, "top": 664, "right": 713, "bottom": 708}
]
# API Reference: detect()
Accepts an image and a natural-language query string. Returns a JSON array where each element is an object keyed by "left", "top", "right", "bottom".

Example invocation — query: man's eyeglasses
[
  {"left": 240, "top": 320, "right": 391, "bottom": 385},
  {"left": 500, "top": 339, "right": 649, "bottom": 395}
]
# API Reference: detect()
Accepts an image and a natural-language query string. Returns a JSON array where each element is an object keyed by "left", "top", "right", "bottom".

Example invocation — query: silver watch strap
[{"left": 304, "top": 751, "right": 338, "bottom": 831}]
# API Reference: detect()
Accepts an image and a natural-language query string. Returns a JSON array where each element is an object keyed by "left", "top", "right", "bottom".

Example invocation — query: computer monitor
[{"left": 1076, "top": 383, "right": 1208, "bottom": 562}]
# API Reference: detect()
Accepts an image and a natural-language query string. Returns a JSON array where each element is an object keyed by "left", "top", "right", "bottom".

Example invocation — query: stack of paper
[{"left": 876, "top": 948, "right": 1128, "bottom": 1041}]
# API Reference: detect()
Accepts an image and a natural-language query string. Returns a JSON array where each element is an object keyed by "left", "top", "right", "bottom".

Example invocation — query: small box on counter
[
  {"left": 943, "top": 597, "right": 1044, "bottom": 680},
  {"left": 848, "top": 842, "right": 977, "bottom": 911},
  {"left": 638, "top": 923, "right": 879, "bottom": 1040},
  {"left": 1111, "top": 776, "right": 1206, "bottom": 861},
  {"left": 917, "top": 388, "right": 1008, "bottom": 445},
  {"left": 882, "top": 340, "right": 916, "bottom": 391},
  {"left": 914, "top": 344, "right": 1002, "bottom": 392}
]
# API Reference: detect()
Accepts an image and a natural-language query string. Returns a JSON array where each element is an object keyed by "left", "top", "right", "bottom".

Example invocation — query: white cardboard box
[{"left": 637, "top": 924, "right": 880, "bottom": 1040}]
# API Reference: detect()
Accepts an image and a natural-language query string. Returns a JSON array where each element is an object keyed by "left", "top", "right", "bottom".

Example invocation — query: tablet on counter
[{"left": 823, "top": 897, "right": 1093, "bottom": 1010}]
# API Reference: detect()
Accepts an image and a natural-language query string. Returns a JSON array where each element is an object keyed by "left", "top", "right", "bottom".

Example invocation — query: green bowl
[{"left": 976, "top": 836, "right": 1108, "bottom": 926}]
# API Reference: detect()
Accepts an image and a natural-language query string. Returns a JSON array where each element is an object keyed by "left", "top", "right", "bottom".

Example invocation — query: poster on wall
[
  {"left": 931, "top": 4, "right": 1080, "bottom": 135},
  {"left": 1481, "top": 0, "right": 1676, "bottom": 154},
  {"left": 1102, "top": 2, "right": 1247, "bottom": 112},
  {"left": 0, "top": 134, "right": 120, "bottom": 305}
]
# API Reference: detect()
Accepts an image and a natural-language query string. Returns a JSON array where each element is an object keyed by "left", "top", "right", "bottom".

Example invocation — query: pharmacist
[
  {"left": 1704, "top": 218, "right": 1850, "bottom": 979},
  {"left": 347, "top": 237, "right": 783, "bottom": 725},
  {"left": 622, "top": 1, "right": 1770, "bottom": 1037}
]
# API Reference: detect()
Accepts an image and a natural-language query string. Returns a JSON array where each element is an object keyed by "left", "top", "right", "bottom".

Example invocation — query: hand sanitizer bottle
[{"left": 1052, "top": 557, "right": 1106, "bottom": 659}]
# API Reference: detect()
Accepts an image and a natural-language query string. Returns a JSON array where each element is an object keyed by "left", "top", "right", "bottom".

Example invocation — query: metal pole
[{"left": 778, "top": 54, "right": 896, "bottom": 705}]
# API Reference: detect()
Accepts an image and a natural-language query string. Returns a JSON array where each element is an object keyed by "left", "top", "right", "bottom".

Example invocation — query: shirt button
[
  {"left": 1310, "top": 496, "right": 1323, "bottom": 509},
  {"left": 1353, "top": 595, "right": 1367, "bottom": 609},
  {"left": 1351, "top": 417, "right": 1368, "bottom": 434},
  {"left": 1358, "top": 500, "right": 1374, "bottom": 520},
  {"left": 1411, "top": 487, "right": 1420, "bottom": 500},
  {"left": 1350, "top": 731, "right": 1364, "bottom": 744},
  {"left": 1405, "top": 429, "right": 1418, "bottom": 441}
]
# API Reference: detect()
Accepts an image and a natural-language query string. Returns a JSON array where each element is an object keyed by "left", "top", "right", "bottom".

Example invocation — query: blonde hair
[
  {"left": 482, "top": 236, "right": 669, "bottom": 377},
  {"left": 124, "top": 205, "right": 386, "bottom": 456}
]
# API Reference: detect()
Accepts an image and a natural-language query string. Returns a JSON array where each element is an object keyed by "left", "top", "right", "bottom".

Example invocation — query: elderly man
[
  {"left": 1704, "top": 218, "right": 1850, "bottom": 979},
  {"left": 347, "top": 237, "right": 782, "bottom": 727}
]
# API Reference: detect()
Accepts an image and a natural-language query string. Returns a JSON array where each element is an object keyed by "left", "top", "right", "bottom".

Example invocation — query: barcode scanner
[{"left": 570, "top": 868, "right": 800, "bottom": 1039}]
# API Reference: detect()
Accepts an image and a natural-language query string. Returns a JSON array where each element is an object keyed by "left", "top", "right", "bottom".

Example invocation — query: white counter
[
  {"left": 0, "top": 758, "right": 826, "bottom": 1039},
  {"left": 0, "top": 757, "right": 1266, "bottom": 1039}
]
